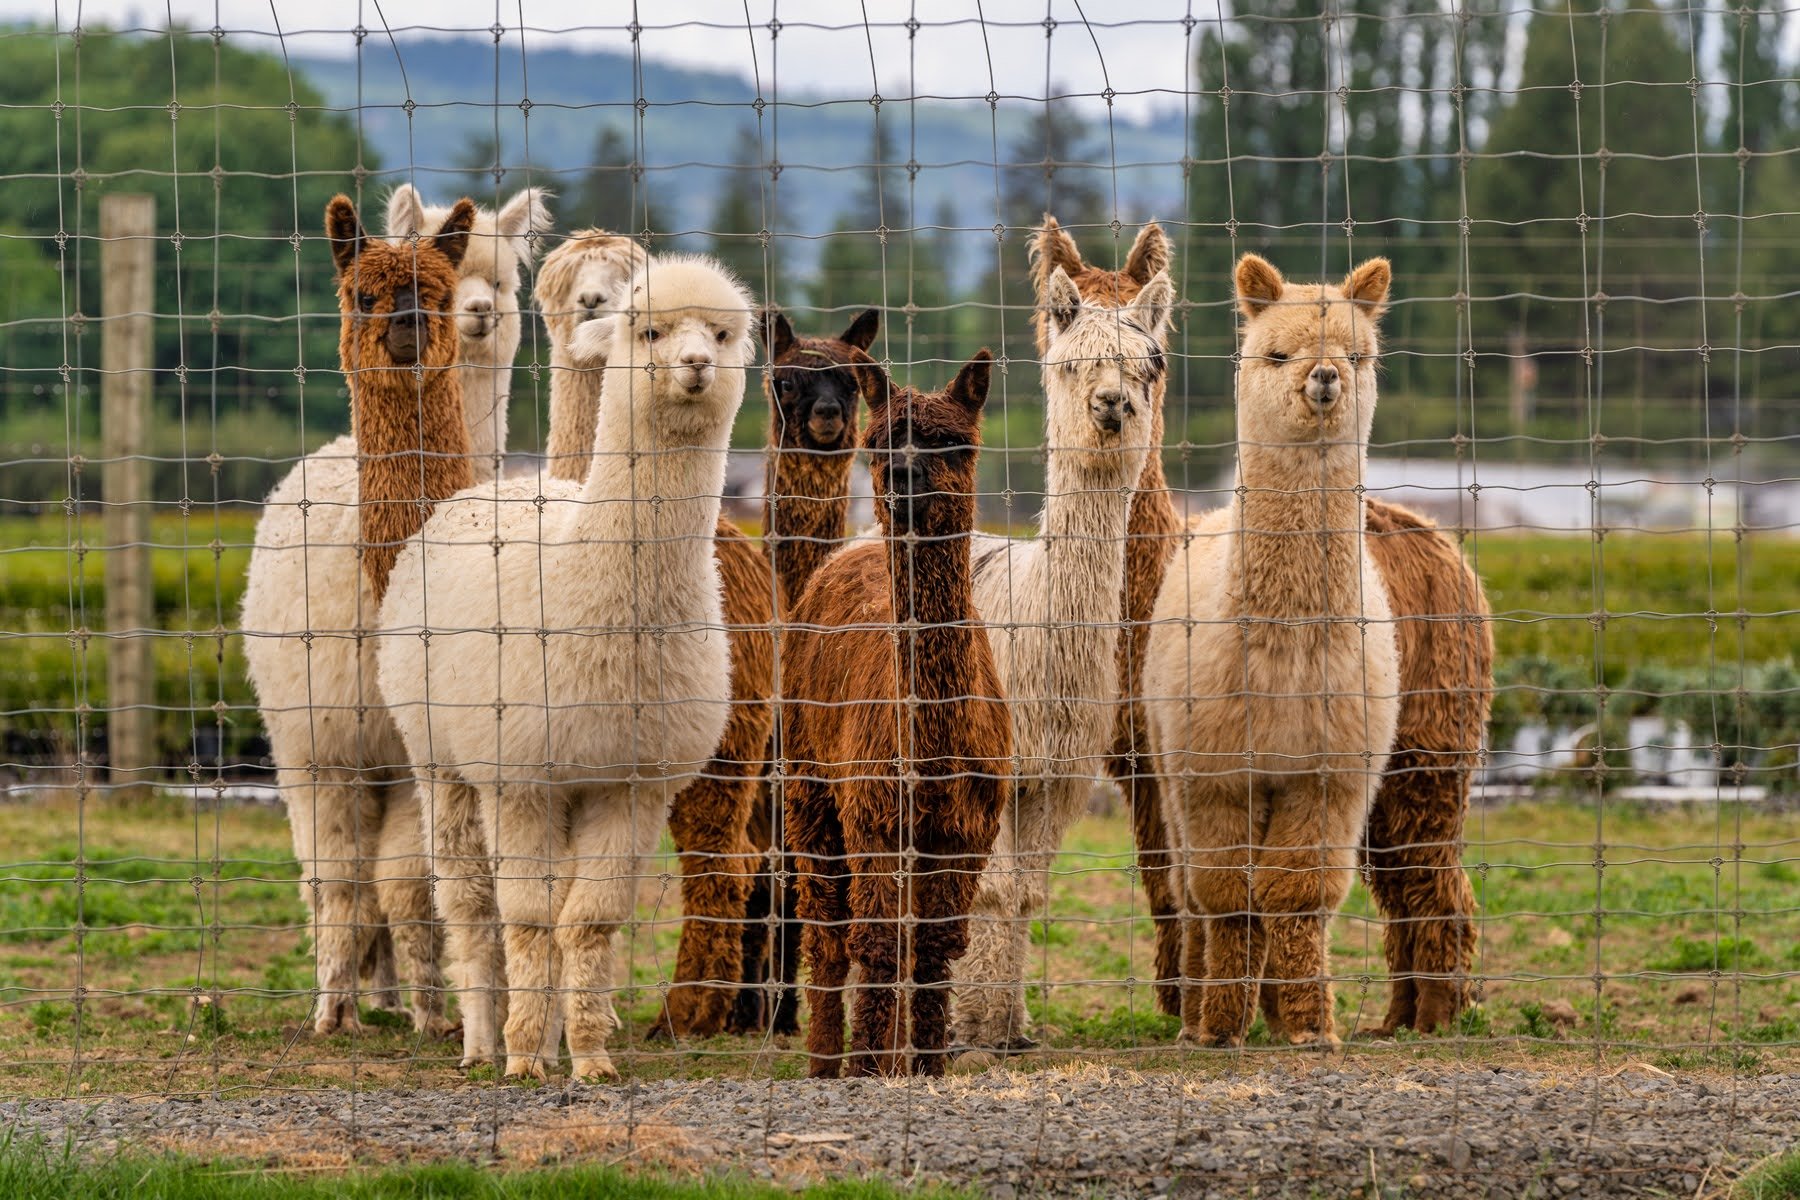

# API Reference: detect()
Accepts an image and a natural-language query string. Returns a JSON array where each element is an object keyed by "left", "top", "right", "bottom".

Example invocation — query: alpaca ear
[
  {"left": 760, "top": 308, "right": 795, "bottom": 361},
  {"left": 325, "top": 195, "right": 367, "bottom": 276},
  {"left": 1043, "top": 267, "right": 1083, "bottom": 338},
  {"left": 433, "top": 198, "right": 476, "bottom": 270},
  {"left": 1342, "top": 257, "right": 1392, "bottom": 319},
  {"left": 1029, "top": 214, "right": 1084, "bottom": 297},
  {"left": 1123, "top": 220, "right": 1171, "bottom": 285},
  {"left": 568, "top": 314, "right": 619, "bottom": 365},
  {"left": 1235, "top": 253, "right": 1284, "bottom": 319},
  {"left": 384, "top": 183, "right": 427, "bottom": 239},
  {"left": 496, "top": 187, "right": 554, "bottom": 261},
  {"left": 840, "top": 307, "right": 880, "bottom": 352},
  {"left": 1127, "top": 271, "right": 1176, "bottom": 344},
  {"left": 947, "top": 349, "right": 993, "bottom": 415}
]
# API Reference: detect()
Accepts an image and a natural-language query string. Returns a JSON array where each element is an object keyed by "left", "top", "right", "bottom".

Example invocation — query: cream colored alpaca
[
  {"left": 534, "top": 228, "right": 648, "bottom": 483},
  {"left": 376, "top": 256, "right": 754, "bottom": 1081},
  {"left": 1146, "top": 254, "right": 1400, "bottom": 1048},
  {"left": 947, "top": 266, "right": 1173, "bottom": 1051},
  {"left": 242, "top": 189, "right": 550, "bottom": 1037},
  {"left": 385, "top": 184, "right": 552, "bottom": 482}
]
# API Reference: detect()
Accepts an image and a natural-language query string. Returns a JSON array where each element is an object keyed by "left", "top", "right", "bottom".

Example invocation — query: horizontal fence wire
[{"left": 0, "top": 3, "right": 1798, "bottom": 1196}]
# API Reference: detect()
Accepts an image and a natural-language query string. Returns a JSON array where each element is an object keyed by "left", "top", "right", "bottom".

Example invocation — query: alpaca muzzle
[
  {"left": 1305, "top": 363, "right": 1342, "bottom": 407},
  {"left": 806, "top": 397, "right": 845, "bottom": 445},
  {"left": 457, "top": 298, "right": 494, "bottom": 340},
  {"left": 1089, "top": 389, "right": 1129, "bottom": 434}
]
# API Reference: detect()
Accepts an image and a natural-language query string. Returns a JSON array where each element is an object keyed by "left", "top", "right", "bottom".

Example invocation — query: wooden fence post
[{"left": 100, "top": 193, "right": 156, "bottom": 798}]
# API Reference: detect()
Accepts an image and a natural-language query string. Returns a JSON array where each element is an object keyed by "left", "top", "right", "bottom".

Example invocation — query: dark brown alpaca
[
  {"left": 785, "top": 351, "right": 1012, "bottom": 1077},
  {"left": 651, "top": 307, "right": 881, "bottom": 1040},
  {"left": 327, "top": 194, "right": 476, "bottom": 599},
  {"left": 730, "top": 306, "right": 882, "bottom": 1037},
  {"left": 1032, "top": 216, "right": 1493, "bottom": 1034}
]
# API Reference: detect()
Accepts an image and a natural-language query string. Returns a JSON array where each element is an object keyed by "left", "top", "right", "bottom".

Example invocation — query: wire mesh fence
[{"left": 1, "top": 2, "right": 1798, "bottom": 1195}]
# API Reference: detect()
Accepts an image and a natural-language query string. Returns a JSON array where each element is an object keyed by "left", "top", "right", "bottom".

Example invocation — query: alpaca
[
  {"left": 383, "top": 185, "right": 551, "bottom": 483},
  {"left": 535, "top": 227, "right": 649, "bottom": 484},
  {"left": 376, "top": 255, "right": 755, "bottom": 1080},
  {"left": 1146, "top": 254, "right": 1401, "bottom": 1048},
  {"left": 240, "top": 194, "right": 475, "bottom": 1036},
  {"left": 1036, "top": 218, "right": 1492, "bottom": 1035},
  {"left": 947, "top": 266, "right": 1173, "bottom": 1052},
  {"left": 785, "top": 350, "right": 1012, "bottom": 1078},
  {"left": 729, "top": 305, "right": 882, "bottom": 1037},
  {"left": 1028, "top": 216, "right": 1190, "bottom": 1015}
]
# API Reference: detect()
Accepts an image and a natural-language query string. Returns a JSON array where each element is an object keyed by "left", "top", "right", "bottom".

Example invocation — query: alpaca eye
[
  {"left": 777, "top": 378, "right": 795, "bottom": 395},
  {"left": 715, "top": 328, "right": 729, "bottom": 344},
  {"left": 643, "top": 327, "right": 660, "bottom": 342},
  {"left": 1266, "top": 350, "right": 1288, "bottom": 362},
  {"left": 357, "top": 293, "right": 377, "bottom": 313}
]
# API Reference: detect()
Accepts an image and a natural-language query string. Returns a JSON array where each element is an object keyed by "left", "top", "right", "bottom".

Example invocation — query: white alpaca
[
  {"left": 1146, "top": 254, "right": 1400, "bottom": 1048},
  {"left": 533, "top": 228, "right": 648, "bottom": 483},
  {"left": 242, "top": 189, "right": 550, "bottom": 1037},
  {"left": 376, "top": 255, "right": 754, "bottom": 1081},
  {"left": 385, "top": 184, "right": 553, "bottom": 482},
  {"left": 948, "top": 267, "right": 1174, "bottom": 1051}
]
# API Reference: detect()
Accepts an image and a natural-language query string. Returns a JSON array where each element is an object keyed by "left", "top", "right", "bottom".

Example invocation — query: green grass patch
[
  {"left": 0, "top": 1142, "right": 978, "bottom": 1200},
  {"left": 1647, "top": 936, "right": 1769, "bottom": 974},
  {"left": 1735, "top": 1150, "right": 1800, "bottom": 1199}
]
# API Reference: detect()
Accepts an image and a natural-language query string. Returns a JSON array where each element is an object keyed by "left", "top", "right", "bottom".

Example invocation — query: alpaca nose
[
  {"left": 1089, "top": 389, "right": 1127, "bottom": 433},
  {"left": 1306, "top": 363, "right": 1341, "bottom": 405},
  {"left": 681, "top": 349, "right": 713, "bottom": 367},
  {"left": 577, "top": 290, "right": 604, "bottom": 315}
]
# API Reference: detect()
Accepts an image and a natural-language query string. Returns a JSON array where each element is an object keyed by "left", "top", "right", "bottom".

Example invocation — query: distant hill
[{"left": 290, "top": 37, "right": 1190, "bottom": 262}]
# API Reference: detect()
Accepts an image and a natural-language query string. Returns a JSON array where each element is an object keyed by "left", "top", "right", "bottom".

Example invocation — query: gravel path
[{"left": 6, "top": 1062, "right": 1796, "bottom": 1197}]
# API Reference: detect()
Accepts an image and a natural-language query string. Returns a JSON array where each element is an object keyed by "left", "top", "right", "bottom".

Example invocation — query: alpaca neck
[
  {"left": 561, "top": 378, "right": 730, "bottom": 579},
  {"left": 545, "top": 343, "right": 604, "bottom": 485},
  {"left": 1230, "top": 439, "right": 1369, "bottom": 619},
  {"left": 353, "top": 366, "right": 473, "bottom": 602},
  {"left": 459, "top": 359, "right": 509, "bottom": 483},
  {"left": 1039, "top": 410, "right": 1148, "bottom": 626},
  {"left": 887, "top": 526, "right": 980, "bottom": 705},
  {"left": 763, "top": 440, "right": 855, "bottom": 606}
]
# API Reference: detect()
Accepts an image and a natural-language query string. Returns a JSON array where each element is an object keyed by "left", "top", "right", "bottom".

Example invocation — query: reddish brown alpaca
[
  {"left": 785, "top": 351, "right": 1012, "bottom": 1077},
  {"left": 1032, "top": 216, "right": 1492, "bottom": 1034},
  {"left": 730, "top": 307, "right": 882, "bottom": 1037},
  {"left": 329, "top": 194, "right": 477, "bottom": 600}
]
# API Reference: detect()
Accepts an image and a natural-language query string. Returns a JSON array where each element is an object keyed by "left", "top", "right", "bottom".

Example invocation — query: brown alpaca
[
  {"left": 329, "top": 194, "right": 477, "bottom": 600},
  {"left": 785, "top": 351, "right": 1011, "bottom": 1077},
  {"left": 730, "top": 306, "right": 882, "bottom": 1037},
  {"left": 1032, "top": 217, "right": 1492, "bottom": 1034}
]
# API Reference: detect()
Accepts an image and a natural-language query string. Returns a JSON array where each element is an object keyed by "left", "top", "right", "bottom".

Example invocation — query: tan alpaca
[
  {"left": 376, "top": 256, "right": 754, "bottom": 1081},
  {"left": 534, "top": 228, "right": 649, "bottom": 483},
  {"left": 1146, "top": 254, "right": 1400, "bottom": 1048}
]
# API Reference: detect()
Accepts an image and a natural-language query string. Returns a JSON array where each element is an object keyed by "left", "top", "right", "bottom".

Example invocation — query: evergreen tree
[
  {"left": 565, "top": 125, "right": 659, "bottom": 235},
  {"left": 704, "top": 125, "right": 784, "bottom": 307}
]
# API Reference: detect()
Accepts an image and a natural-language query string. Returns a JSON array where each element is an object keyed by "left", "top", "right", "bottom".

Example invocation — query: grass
[
  {"left": 1737, "top": 1152, "right": 1800, "bottom": 1200},
  {"left": 0, "top": 791, "right": 1797, "bottom": 1100},
  {"left": 0, "top": 1141, "right": 977, "bottom": 1199}
]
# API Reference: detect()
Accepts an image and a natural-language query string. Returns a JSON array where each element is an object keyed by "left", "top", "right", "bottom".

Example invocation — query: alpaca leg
[
  {"left": 845, "top": 859, "right": 904, "bottom": 1078},
  {"left": 374, "top": 782, "right": 450, "bottom": 1037},
  {"left": 1250, "top": 783, "right": 1364, "bottom": 1047},
  {"left": 789, "top": 774, "right": 850, "bottom": 1076},
  {"left": 1363, "top": 753, "right": 1477, "bottom": 1036},
  {"left": 658, "top": 772, "right": 754, "bottom": 1040},
  {"left": 1196, "top": 910, "right": 1266, "bottom": 1047},
  {"left": 486, "top": 784, "right": 566, "bottom": 1079},
  {"left": 556, "top": 786, "right": 658, "bottom": 1083},
  {"left": 360, "top": 924, "right": 400, "bottom": 1013},
  {"left": 423, "top": 773, "right": 505, "bottom": 1068},
  {"left": 1110, "top": 712, "right": 1183, "bottom": 1017},
  {"left": 1177, "top": 785, "right": 1264, "bottom": 1047},
  {"left": 284, "top": 766, "right": 382, "bottom": 1035},
  {"left": 910, "top": 849, "right": 982, "bottom": 1076},
  {"left": 769, "top": 872, "right": 804, "bottom": 1036},
  {"left": 727, "top": 792, "right": 777, "bottom": 1036},
  {"left": 948, "top": 814, "right": 1020, "bottom": 1050}
]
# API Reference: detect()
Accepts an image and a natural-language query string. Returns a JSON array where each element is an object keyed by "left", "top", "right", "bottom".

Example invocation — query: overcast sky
[{"left": 3, "top": 1, "right": 1203, "bottom": 121}]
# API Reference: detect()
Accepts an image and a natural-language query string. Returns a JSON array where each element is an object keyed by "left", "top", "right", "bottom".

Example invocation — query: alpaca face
[
  {"left": 864, "top": 350, "right": 991, "bottom": 537},
  {"left": 762, "top": 308, "right": 880, "bottom": 452},
  {"left": 1233, "top": 254, "right": 1390, "bottom": 451},
  {"left": 327, "top": 194, "right": 472, "bottom": 371},
  {"left": 537, "top": 228, "right": 646, "bottom": 349},
  {"left": 385, "top": 185, "right": 549, "bottom": 364},
  {"left": 1041, "top": 265, "right": 1173, "bottom": 459}
]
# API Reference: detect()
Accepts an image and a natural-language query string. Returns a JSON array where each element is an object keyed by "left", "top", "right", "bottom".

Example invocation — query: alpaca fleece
[
  {"left": 948, "top": 265, "right": 1173, "bottom": 1052},
  {"left": 730, "top": 306, "right": 883, "bottom": 1037},
  {"left": 239, "top": 193, "right": 475, "bottom": 1038},
  {"left": 537, "top": 228, "right": 649, "bottom": 483},
  {"left": 1029, "top": 216, "right": 1189, "bottom": 1015},
  {"left": 1146, "top": 254, "right": 1400, "bottom": 1048},
  {"left": 785, "top": 352, "right": 1012, "bottom": 1077},
  {"left": 376, "top": 255, "right": 755, "bottom": 1081}
]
